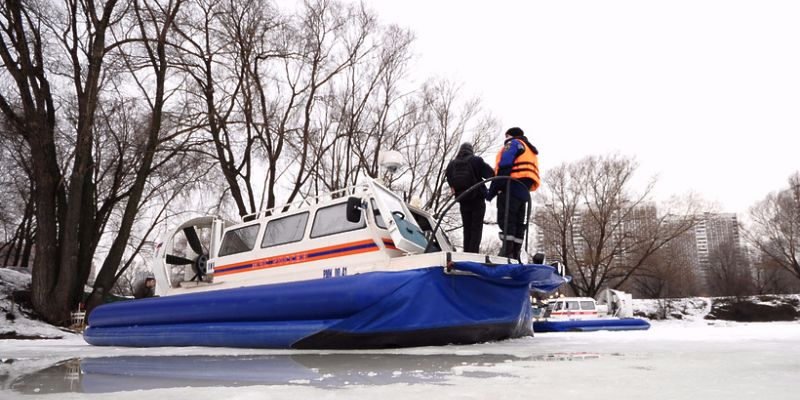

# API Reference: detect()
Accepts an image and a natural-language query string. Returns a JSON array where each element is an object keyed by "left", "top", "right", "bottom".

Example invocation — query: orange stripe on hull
[{"left": 214, "top": 238, "right": 392, "bottom": 277}]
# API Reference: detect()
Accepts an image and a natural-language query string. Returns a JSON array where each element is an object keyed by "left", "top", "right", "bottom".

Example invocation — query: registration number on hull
[{"left": 322, "top": 267, "right": 348, "bottom": 278}]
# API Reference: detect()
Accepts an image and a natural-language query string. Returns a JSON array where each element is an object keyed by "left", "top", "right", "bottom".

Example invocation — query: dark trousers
[
  {"left": 459, "top": 201, "right": 486, "bottom": 253},
  {"left": 497, "top": 193, "right": 527, "bottom": 257}
]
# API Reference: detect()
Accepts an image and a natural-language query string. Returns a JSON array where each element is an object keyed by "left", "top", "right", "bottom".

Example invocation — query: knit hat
[
  {"left": 505, "top": 127, "right": 524, "bottom": 137},
  {"left": 456, "top": 142, "right": 474, "bottom": 158}
]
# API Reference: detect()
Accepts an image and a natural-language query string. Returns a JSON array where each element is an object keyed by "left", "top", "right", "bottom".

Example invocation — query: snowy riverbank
[
  {"left": 0, "top": 269, "right": 72, "bottom": 340},
  {"left": 632, "top": 294, "right": 800, "bottom": 321}
]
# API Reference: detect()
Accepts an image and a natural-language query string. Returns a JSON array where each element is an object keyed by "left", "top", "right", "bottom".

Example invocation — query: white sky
[{"left": 360, "top": 0, "right": 800, "bottom": 213}]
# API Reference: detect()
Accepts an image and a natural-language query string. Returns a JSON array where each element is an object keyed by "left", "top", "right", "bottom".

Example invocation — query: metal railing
[
  {"left": 242, "top": 184, "right": 370, "bottom": 222},
  {"left": 424, "top": 176, "right": 532, "bottom": 263}
]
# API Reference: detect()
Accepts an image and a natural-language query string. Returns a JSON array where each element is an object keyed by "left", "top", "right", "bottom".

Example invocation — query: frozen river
[{"left": 1, "top": 320, "right": 798, "bottom": 399}]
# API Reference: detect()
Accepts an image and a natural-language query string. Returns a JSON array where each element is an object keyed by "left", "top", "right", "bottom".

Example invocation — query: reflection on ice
[{"left": 9, "top": 352, "right": 603, "bottom": 394}]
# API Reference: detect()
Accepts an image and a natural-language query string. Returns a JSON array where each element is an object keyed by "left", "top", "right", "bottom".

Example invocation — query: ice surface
[
  {"left": 1, "top": 321, "right": 799, "bottom": 400},
  {"left": 2, "top": 268, "right": 798, "bottom": 399}
]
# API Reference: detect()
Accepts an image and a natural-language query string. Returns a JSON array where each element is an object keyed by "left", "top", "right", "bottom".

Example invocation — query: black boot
[
  {"left": 511, "top": 242, "right": 522, "bottom": 261},
  {"left": 499, "top": 240, "right": 513, "bottom": 258}
]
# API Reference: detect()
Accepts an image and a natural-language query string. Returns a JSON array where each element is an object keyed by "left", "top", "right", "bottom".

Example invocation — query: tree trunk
[
  {"left": 86, "top": 0, "right": 183, "bottom": 313},
  {"left": 27, "top": 117, "right": 66, "bottom": 324}
]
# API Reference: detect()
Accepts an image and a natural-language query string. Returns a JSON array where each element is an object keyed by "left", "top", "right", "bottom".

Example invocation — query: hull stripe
[{"left": 215, "top": 238, "right": 396, "bottom": 276}]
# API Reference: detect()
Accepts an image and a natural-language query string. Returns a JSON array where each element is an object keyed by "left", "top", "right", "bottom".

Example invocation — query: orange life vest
[{"left": 495, "top": 139, "right": 540, "bottom": 191}]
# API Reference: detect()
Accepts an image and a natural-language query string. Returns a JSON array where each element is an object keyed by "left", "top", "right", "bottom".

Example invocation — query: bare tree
[
  {"left": 631, "top": 232, "right": 700, "bottom": 298},
  {"left": 534, "top": 154, "right": 701, "bottom": 297},
  {"left": 110, "top": 163, "right": 217, "bottom": 298},
  {"left": 172, "top": 0, "right": 284, "bottom": 217},
  {"left": 705, "top": 239, "right": 754, "bottom": 296},
  {"left": 0, "top": 0, "right": 128, "bottom": 324},
  {"left": 746, "top": 172, "right": 800, "bottom": 282},
  {"left": 0, "top": 0, "right": 517, "bottom": 325},
  {"left": 304, "top": 24, "right": 415, "bottom": 194},
  {"left": 86, "top": 0, "right": 186, "bottom": 312},
  {"left": 399, "top": 80, "right": 497, "bottom": 213},
  {"left": 173, "top": 0, "right": 378, "bottom": 215},
  {"left": 534, "top": 161, "right": 585, "bottom": 267},
  {"left": 279, "top": 0, "right": 379, "bottom": 208},
  {"left": 111, "top": 256, "right": 150, "bottom": 297},
  {"left": 0, "top": 121, "right": 35, "bottom": 268},
  {"left": 751, "top": 254, "right": 795, "bottom": 295}
]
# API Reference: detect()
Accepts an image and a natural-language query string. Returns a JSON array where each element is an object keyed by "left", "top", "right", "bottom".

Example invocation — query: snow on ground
[
  {"left": 0, "top": 269, "right": 73, "bottom": 340},
  {"left": 633, "top": 297, "right": 713, "bottom": 320},
  {"left": 633, "top": 295, "right": 800, "bottom": 321},
  {"left": 1, "top": 320, "right": 799, "bottom": 400},
  {"left": 2, "top": 268, "right": 799, "bottom": 399}
]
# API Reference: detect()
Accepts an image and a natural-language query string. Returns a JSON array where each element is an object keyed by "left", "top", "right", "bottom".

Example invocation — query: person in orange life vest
[
  {"left": 445, "top": 143, "right": 495, "bottom": 253},
  {"left": 486, "top": 127, "right": 540, "bottom": 259}
]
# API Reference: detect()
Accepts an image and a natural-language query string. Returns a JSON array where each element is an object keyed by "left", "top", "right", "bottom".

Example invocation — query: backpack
[{"left": 449, "top": 156, "right": 480, "bottom": 200}]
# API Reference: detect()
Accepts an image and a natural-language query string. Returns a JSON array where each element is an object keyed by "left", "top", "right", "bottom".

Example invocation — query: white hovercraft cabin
[{"left": 152, "top": 179, "right": 512, "bottom": 296}]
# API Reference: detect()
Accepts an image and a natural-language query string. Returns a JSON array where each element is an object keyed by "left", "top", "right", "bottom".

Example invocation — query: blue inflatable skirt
[{"left": 84, "top": 262, "right": 567, "bottom": 349}]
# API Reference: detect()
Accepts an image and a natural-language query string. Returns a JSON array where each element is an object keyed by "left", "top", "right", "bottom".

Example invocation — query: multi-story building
[
  {"left": 533, "top": 206, "right": 744, "bottom": 294},
  {"left": 665, "top": 222, "right": 701, "bottom": 268},
  {"left": 694, "top": 212, "right": 742, "bottom": 278},
  {"left": 532, "top": 202, "right": 657, "bottom": 267},
  {"left": 532, "top": 206, "right": 586, "bottom": 265}
]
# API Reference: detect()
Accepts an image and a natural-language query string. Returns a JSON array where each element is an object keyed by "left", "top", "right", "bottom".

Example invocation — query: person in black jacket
[{"left": 445, "top": 143, "right": 495, "bottom": 253}]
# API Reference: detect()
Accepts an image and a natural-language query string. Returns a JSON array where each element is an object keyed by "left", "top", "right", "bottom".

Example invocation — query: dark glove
[{"left": 486, "top": 186, "right": 497, "bottom": 201}]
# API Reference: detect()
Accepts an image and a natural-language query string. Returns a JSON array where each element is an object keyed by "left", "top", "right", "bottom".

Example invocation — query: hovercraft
[
  {"left": 84, "top": 179, "right": 568, "bottom": 349},
  {"left": 532, "top": 290, "right": 651, "bottom": 333}
]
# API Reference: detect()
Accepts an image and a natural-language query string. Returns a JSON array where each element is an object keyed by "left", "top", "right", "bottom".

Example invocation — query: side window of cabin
[
  {"left": 580, "top": 301, "right": 595, "bottom": 310},
  {"left": 262, "top": 212, "right": 309, "bottom": 248},
  {"left": 371, "top": 200, "right": 387, "bottom": 229},
  {"left": 311, "top": 202, "right": 366, "bottom": 238},
  {"left": 218, "top": 224, "right": 260, "bottom": 257},
  {"left": 567, "top": 301, "right": 580, "bottom": 310}
]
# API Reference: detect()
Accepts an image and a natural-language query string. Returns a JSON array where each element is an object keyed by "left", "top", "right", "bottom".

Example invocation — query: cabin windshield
[
  {"left": 409, "top": 209, "right": 442, "bottom": 252},
  {"left": 371, "top": 184, "right": 428, "bottom": 249},
  {"left": 218, "top": 224, "right": 260, "bottom": 257}
]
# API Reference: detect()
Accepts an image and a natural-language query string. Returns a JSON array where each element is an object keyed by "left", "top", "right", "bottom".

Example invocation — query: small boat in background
[{"left": 532, "top": 289, "right": 651, "bottom": 332}]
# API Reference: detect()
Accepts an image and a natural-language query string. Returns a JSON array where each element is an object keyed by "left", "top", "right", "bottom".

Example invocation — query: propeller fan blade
[
  {"left": 183, "top": 226, "right": 204, "bottom": 255},
  {"left": 166, "top": 254, "right": 194, "bottom": 265}
]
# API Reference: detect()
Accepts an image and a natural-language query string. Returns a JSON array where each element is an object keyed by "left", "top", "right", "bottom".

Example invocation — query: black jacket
[{"left": 445, "top": 152, "right": 494, "bottom": 204}]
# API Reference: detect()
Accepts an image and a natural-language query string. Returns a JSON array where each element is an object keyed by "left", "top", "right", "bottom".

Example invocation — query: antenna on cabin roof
[
  {"left": 378, "top": 150, "right": 404, "bottom": 184},
  {"left": 379, "top": 150, "right": 404, "bottom": 173}
]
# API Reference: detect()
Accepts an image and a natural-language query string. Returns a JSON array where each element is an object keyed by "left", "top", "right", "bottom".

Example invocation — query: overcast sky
[{"left": 358, "top": 0, "right": 800, "bottom": 213}]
